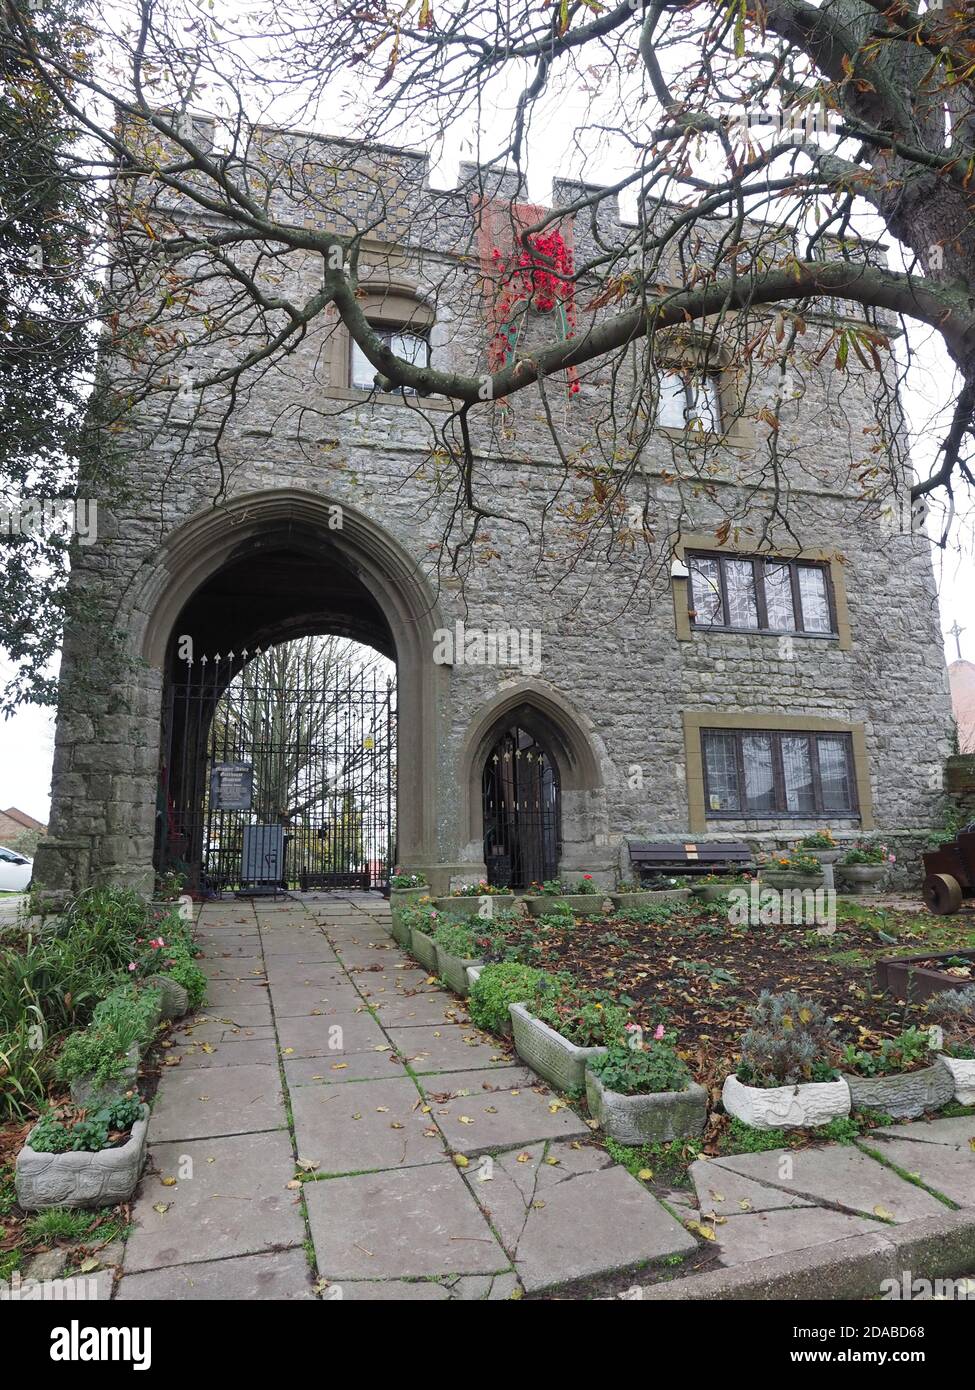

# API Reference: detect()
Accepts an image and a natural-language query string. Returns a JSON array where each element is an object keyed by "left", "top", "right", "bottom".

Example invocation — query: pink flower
[
  {"left": 654, "top": 1024, "right": 665, "bottom": 1040},
  {"left": 625, "top": 1022, "right": 640, "bottom": 1032},
  {"left": 128, "top": 962, "right": 136, "bottom": 972},
  {"left": 888, "top": 854, "right": 896, "bottom": 863}
]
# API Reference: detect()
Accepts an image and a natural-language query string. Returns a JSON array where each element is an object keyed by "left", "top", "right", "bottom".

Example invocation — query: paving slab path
[{"left": 114, "top": 894, "right": 692, "bottom": 1300}]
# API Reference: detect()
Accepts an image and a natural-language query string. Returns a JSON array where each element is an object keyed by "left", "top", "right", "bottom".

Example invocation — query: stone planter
[
  {"left": 435, "top": 943, "right": 484, "bottom": 996},
  {"left": 142, "top": 973, "right": 190, "bottom": 1020},
  {"left": 523, "top": 894, "right": 603, "bottom": 918},
  {"left": 585, "top": 1068, "right": 708, "bottom": 1144},
  {"left": 876, "top": 949, "right": 975, "bottom": 1003},
  {"left": 509, "top": 1002, "right": 607, "bottom": 1092},
  {"left": 843, "top": 1059, "right": 954, "bottom": 1120},
  {"left": 69, "top": 1044, "right": 140, "bottom": 1109},
  {"left": 938, "top": 1054, "right": 975, "bottom": 1106},
  {"left": 409, "top": 926, "right": 439, "bottom": 973},
  {"left": 390, "top": 913, "right": 414, "bottom": 948},
  {"left": 390, "top": 886, "right": 428, "bottom": 908},
  {"left": 16, "top": 1105, "right": 150, "bottom": 1211},
  {"left": 721, "top": 1073, "right": 851, "bottom": 1130},
  {"left": 609, "top": 889, "right": 691, "bottom": 910},
  {"left": 435, "top": 894, "right": 514, "bottom": 919},
  {"left": 759, "top": 869, "right": 825, "bottom": 892},
  {"left": 690, "top": 883, "right": 740, "bottom": 903},
  {"left": 835, "top": 863, "right": 887, "bottom": 894}
]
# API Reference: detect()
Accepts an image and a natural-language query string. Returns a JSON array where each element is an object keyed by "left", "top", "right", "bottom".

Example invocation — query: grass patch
[{"left": 605, "top": 1135, "right": 704, "bottom": 1187}]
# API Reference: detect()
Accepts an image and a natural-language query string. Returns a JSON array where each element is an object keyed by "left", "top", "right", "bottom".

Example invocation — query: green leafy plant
[
  {"left": 532, "top": 879, "right": 565, "bottom": 896},
  {"left": 468, "top": 962, "right": 549, "bottom": 1034},
  {"left": 527, "top": 974, "right": 630, "bottom": 1048},
  {"left": 159, "top": 950, "right": 207, "bottom": 1010},
  {"left": 798, "top": 830, "right": 836, "bottom": 850},
  {"left": 54, "top": 1023, "right": 136, "bottom": 1090},
  {"left": 618, "top": 900, "right": 681, "bottom": 925},
  {"left": 92, "top": 984, "right": 160, "bottom": 1050},
  {"left": 389, "top": 872, "right": 427, "bottom": 889},
  {"left": 0, "top": 1010, "right": 53, "bottom": 1120},
  {"left": 450, "top": 880, "right": 510, "bottom": 896},
  {"left": 431, "top": 917, "right": 480, "bottom": 957},
  {"left": 153, "top": 870, "right": 185, "bottom": 902},
  {"left": 840, "top": 1026, "right": 936, "bottom": 1077},
  {"left": 760, "top": 851, "right": 822, "bottom": 875},
  {"left": 588, "top": 1033, "right": 691, "bottom": 1095},
  {"left": 570, "top": 874, "right": 598, "bottom": 894},
  {"left": 28, "top": 1096, "right": 143, "bottom": 1154},
  {"left": 841, "top": 839, "right": 894, "bottom": 867},
  {"left": 735, "top": 990, "right": 839, "bottom": 1087}
]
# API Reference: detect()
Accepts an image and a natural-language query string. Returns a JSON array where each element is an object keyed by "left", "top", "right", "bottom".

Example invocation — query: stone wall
[{"left": 33, "top": 132, "right": 956, "bottom": 898}]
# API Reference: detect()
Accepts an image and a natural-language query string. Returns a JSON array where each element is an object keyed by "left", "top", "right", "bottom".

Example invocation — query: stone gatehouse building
[{"left": 34, "top": 128, "right": 955, "bottom": 900}]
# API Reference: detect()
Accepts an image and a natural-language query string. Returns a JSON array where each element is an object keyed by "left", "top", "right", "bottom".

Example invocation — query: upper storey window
[
  {"left": 350, "top": 326, "right": 430, "bottom": 392},
  {"left": 657, "top": 369, "right": 723, "bottom": 433},
  {"left": 688, "top": 552, "right": 835, "bottom": 636}
]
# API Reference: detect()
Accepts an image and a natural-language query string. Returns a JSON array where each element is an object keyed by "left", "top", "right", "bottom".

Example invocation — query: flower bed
[
  {"left": 610, "top": 888, "right": 691, "bottom": 909},
  {"left": 509, "top": 1003, "right": 608, "bottom": 1092},
  {"left": 585, "top": 1031, "right": 707, "bottom": 1143},
  {"left": 840, "top": 1027, "right": 954, "bottom": 1119}
]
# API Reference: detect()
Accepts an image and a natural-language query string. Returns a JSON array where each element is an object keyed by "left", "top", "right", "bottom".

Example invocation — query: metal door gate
[
  {"left": 482, "top": 727, "right": 560, "bottom": 888},
  {"left": 157, "top": 652, "right": 396, "bottom": 894}
]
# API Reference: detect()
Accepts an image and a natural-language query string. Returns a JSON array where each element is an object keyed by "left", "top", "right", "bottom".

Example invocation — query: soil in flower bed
[{"left": 516, "top": 900, "right": 975, "bottom": 1096}]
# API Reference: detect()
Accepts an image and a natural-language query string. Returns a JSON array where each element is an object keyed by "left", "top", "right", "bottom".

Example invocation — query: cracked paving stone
[
  {"left": 424, "top": 1068, "right": 591, "bottom": 1155},
  {"left": 386, "top": 1023, "right": 514, "bottom": 1073},
  {"left": 290, "top": 1075, "right": 449, "bottom": 1172},
  {"left": 463, "top": 1140, "right": 696, "bottom": 1294}
]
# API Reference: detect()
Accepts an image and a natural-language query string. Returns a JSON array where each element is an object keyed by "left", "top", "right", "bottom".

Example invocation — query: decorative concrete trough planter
[
  {"left": 142, "top": 973, "right": 190, "bottom": 1020},
  {"left": 689, "top": 883, "right": 741, "bottom": 904},
  {"left": 722, "top": 1073, "right": 851, "bottom": 1130},
  {"left": 16, "top": 1105, "right": 150, "bottom": 1211},
  {"left": 69, "top": 1044, "right": 140, "bottom": 1109},
  {"left": 610, "top": 889, "right": 691, "bottom": 910},
  {"left": 843, "top": 1058, "right": 954, "bottom": 1120},
  {"left": 509, "top": 1002, "right": 607, "bottom": 1091},
  {"left": 390, "top": 913, "right": 414, "bottom": 948},
  {"left": 409, "top": 926, "right": 439, "bottom": 973},
  {"left": 390, "top": 887, "right": 428, "bottom": 909},
  {"left": 938, "top": 1054, "right": 975, "bottom": 1106},
  {"left": 435, "top": 894, "right": 514, "bottom": 919},
  {"left": 835, "top": 864, "right": 887, "bottom": 894},
  {"left": 435, "top": 943, "right": 484, "bottom": 996},
  {"left": 585, "top": 1068, "right": 708, "bottom": 1144},
  {"left": 876, "top": 949, "right": 975, "bottom": 1003},
  {"left": 523, "top": 894, "right": 604, "bottom": 918}
]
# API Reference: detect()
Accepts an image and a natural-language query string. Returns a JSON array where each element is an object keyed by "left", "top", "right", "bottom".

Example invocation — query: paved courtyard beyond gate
[{"left": 114, "top": 896, "right": 696, "bottom": 1299}]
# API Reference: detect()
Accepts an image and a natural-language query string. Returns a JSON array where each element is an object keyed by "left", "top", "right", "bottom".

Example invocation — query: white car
[{"left": 0, "top": 846, "right": 33, "bottom": 892}]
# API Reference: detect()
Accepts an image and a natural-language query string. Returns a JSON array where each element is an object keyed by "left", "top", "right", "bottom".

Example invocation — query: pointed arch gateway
[
  {"left": 131, "top": 490, "right": 449, "bottom": 893},
  {"left": 460, "top": 682, "right": 610, "bottom": 888}
]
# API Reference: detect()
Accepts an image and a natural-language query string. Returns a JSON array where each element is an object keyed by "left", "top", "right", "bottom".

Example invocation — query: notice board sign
[{"left": 210, "top": 761, "right": 254, "bottom": 811}]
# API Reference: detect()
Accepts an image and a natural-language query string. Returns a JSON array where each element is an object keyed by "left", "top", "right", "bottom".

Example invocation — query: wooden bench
[{"left": 627, "top": 840, "right": 753, "bottom": 885}]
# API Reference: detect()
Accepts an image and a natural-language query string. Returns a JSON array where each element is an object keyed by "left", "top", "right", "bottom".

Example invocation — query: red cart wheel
[{"left": 923, "top": 873, "right": 963, "bottom": 915}]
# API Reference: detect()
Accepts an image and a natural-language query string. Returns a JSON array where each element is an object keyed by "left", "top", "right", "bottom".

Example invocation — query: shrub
[
  {"left": 55, "top": 1023, "right": 136, "bottom": 1090},
  {"left": 159, "top": 950, "right": 207, "bottom": 1010},
  {"left": 841, "top": 1026, "right": 938, "bottom": 1077},
  {"left": 92, "top": 984, "right": 160, "bottom": 1050},
  {"left": 528, "top": 974, "right": 630, "bottom": 1048},
  {"left": 431, "top": 918, "right": 480, "bottom": 957},
  {"left": 736, "top": 990, "right": 839, "bottom": 1087},
  {"left": 588, "top": 1035, "right": 692, "bottom": 1096},
  {"left": 799, "top": 830, "right": 836, "bottom": 850},
  {"left": 398, "top": 903, "right": 442, "bottom": 937},
  {"left": 468, "top": 963, "right": 549, "bottom": 1034}
]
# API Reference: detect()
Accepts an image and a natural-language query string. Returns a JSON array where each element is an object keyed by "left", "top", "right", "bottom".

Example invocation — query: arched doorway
[{"left": 481, "top": 725, "right": 561, "bottom": 888}]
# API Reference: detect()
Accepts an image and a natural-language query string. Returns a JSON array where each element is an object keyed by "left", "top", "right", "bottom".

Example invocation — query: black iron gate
[
  {"left": 158, "top": 651, "right": 396, "bottom": 894},
  {"left": 482, "top": 727, "right": 561, "bottom": 888}
]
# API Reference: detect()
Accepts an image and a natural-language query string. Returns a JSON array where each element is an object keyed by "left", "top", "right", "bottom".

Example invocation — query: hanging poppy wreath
[{"left": 487, "top": 228, "right": 579, "bottom": 393}]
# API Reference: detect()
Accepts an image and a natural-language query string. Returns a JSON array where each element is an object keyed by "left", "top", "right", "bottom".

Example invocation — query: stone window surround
[
  {"left": 681, "top": 710, "right": 874, "bottom": 834},
  {"left": 652, "top": 328, "right": 753, "bottom": 450},
  {"left": 323, "top": 279, "right": 450, "bottom": 410},
  {"left": 685, "top": 549, "right": 838, "bottom": 639},
  {"left": 671, "top": 532, "right": 852, "bottom": 650}
]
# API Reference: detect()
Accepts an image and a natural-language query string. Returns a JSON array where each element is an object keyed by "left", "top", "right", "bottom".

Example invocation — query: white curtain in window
[
  {"left": 817, "top": 736, "right": 853, "bottom": 810},
  {"left": 658, "top": 371, "right": 687, "bottom": 427},
  {"left": 742, "top": 734, "right": 775, "bottom": 811},
  {"left": 704, "top": 732, "right": 740, "bottom": 811},
  {"left": 782, "top": 735, "right": 815, "bottom": 812}
]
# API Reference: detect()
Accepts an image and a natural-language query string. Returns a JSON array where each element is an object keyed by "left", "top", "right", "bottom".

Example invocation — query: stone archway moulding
[
  {"left": 457, "top": 679, "right": 614, "bottom": 870},
  {"left": 126, "top": 488, "right": 450, "bottom": 868}
]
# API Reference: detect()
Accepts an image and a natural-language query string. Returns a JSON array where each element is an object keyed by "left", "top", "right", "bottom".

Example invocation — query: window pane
[
  {"left": 703, "top": 732, "right": 741, "bottom": 811},
  {"left": 742, "top": 734, "right": 776, "bottom": 812},
  {"left": 798, "top": 566, "right": 832, "bottom": 632},
  {"left": 391, "top": 331, "right": 429, "bottom": 368},
  {"left": 781, "top": 736, "right": 815, "bottom": 813},
  {"left": 764, "top": 562, "right": 796, "bottom": 631},
  {"left": 817, "top": 736, "right": 854, "bottom": 812},
  {"left": 657, "top": 371, "right": 687, "bottom": 427},
  {"left": 689, "top": 556, "right": 724, "bottom": 626},
  {"left": 688, "top": 375, "right": 721, "bottom": 432},
  {"left": 724, "top": 559, "right": 759, "bottom": 628},
  {"left": 350, "top": 339, "right": 377, "bottom": 389}
]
